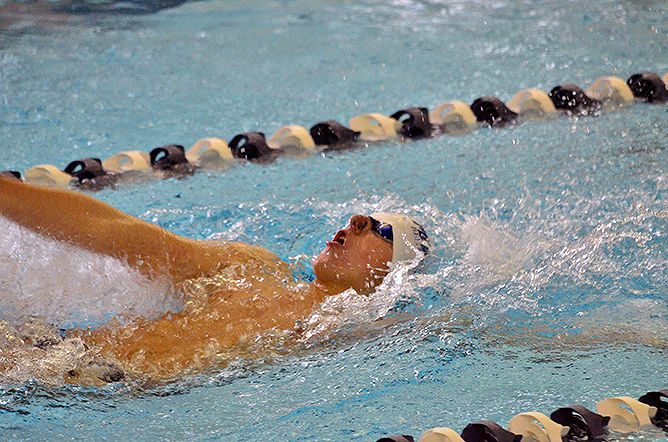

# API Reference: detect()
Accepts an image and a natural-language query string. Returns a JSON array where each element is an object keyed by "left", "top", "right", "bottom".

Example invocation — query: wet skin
[
  {"left": 313, "top": 214, "right": 394, "bottom": 294},
  {"left": 0, "top": 177, "right": 394, "bottom": 380}
]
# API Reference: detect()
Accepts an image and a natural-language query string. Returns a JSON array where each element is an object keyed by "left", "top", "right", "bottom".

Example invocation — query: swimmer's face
[{"left": 313, "top": 215, "right": 393, "bottom": 294}]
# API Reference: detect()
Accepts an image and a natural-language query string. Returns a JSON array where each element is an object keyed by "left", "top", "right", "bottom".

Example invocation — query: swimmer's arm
[{"left": 0, "top": 176, "right": 231, "bottom": 283}]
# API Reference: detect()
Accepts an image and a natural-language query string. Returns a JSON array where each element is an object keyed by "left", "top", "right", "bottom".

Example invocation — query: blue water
[{"left": 1, "top": 0, "right": 667, "bottom": 440}]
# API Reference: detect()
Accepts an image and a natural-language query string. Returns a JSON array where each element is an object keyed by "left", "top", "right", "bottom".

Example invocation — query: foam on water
[{"left": 0, "top": 216, "right": 180, "bottom": 329}]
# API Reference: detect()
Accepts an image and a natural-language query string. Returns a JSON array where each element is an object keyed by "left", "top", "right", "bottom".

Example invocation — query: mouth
[{"left": 326, "top": 229, "right": 346, "bottom": 248}]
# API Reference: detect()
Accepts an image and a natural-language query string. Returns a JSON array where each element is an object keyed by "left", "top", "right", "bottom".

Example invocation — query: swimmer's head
[
  {"left": 368, "top": 212, "right": 431, "bottom": 263},
  {"left": 313, "top": 213, "right": 431, "bottom": 294}
]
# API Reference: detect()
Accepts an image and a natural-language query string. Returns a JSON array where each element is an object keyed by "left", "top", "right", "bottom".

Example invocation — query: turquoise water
[{"left": 1, "top": 0, "right": 667, "bottom": 440}]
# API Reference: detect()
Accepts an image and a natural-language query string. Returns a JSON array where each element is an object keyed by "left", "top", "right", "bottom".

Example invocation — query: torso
[{"left": 77, "top": 242, "right": 328, "bottom": 380}]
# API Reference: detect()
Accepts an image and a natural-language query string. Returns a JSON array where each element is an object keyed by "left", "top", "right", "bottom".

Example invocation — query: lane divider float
[
  {"left": 186, "top": 137, "right": 234, "bottom": 169},
  {"left": 506, "top": 88, "right": 557, "bottom": 118},
  {"left": 349, "top": 113, "right": 399, "bottom": 141},
  {"left": 3, "top": 71, "right": 666, "bottom": 191},
  {"left": 428, "top": 101, "right": 478, "bottom": 135},
  {"left": 376, "top": 389, "right": 667, "bottom": 442}
]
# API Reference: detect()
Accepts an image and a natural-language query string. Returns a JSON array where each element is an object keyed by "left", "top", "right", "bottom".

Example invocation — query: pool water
[{"left": 0, "top": 0, "right": 667, "bottom": 440}]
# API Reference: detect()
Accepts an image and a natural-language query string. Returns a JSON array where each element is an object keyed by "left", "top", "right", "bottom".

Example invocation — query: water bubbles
[{"left": 0, "top": 216, "right": 179, "bottom": 330}]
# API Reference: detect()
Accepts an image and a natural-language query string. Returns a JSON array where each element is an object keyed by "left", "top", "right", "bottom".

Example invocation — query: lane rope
[
  {"left": 2, "top": 71, "right": 666, "bottom": 190},
  {"left": 377, "top": 389, "right": 667, "bottom": 442}
]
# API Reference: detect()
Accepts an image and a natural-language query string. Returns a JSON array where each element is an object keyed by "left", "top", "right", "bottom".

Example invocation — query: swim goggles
[{"left": 370, "top": 217, "right": 393, "bottom": 243}]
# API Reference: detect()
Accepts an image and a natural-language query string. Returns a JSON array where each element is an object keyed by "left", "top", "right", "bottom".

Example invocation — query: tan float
[
  {"left": 349, "top": 113, "right": 398, "bottom": 141},
  {"left": 266, "top": 125, "right": 317, "bottom": 158},
  {"left": 429, "top": 101, "right": 477, "bottom": 134},
  {"left": 186, "top": 138, "right": 234, "bottom": 169},
  {"left": 586, "top": 76, "right": 634, "bottom": 107},
  {"left": 507, "top": 89, "right": 557, "bottom": 118},
  {"left": 417, "top": 427, "right": 465, "bottom": 442},
  {"left": 24, "top": 165, "right": 75, "bottom": 189},
  {"left": 102, "top": 150, "right": 152, "bottom": 173},
  {"left": 596, "top": 396, "right": 657, "bottom": 433},
  {"left": 508, "top": 411, "right": 569, "bottom": 442}
]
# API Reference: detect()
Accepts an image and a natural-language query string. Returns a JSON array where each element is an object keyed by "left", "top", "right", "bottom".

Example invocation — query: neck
[
  {"left": 309, "top": 278, "right": 351, "bottom": 300},
  {"left": 308, "top": 278, "right": 383, "bottom": 299}
]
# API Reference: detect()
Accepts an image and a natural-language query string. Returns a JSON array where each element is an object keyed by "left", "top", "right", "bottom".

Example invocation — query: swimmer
[{"left": 0, "top": 176, "right": 430, "bottom": 381}]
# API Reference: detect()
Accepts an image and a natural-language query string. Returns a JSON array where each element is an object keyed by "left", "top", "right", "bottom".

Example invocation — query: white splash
[
  {"left": 460, "top": 212, "right": 536, "bottom": 279},
  {"left": 0, "top": 216, "right": 181, "bottom": 329},
  {"left": 301, "top": 257, "right": 425, "bottom": 340}
]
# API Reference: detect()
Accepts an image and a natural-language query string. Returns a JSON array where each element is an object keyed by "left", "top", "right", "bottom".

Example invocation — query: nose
[{"left": 349, "top": 214, "right": 369, "bottom": 233}]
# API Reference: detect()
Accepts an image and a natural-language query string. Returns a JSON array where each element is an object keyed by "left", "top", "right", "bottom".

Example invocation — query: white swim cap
[{"left": 370, "top": 212, "right": 432, "bottom": 263}]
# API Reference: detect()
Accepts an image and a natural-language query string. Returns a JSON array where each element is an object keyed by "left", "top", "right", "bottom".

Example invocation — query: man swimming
[{"left": 0, "top": 176, "right": 430, "bottom": 382}]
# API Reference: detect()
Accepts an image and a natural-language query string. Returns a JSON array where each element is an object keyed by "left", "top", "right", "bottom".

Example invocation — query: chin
[
  {"left": 313, "top": 249, "right": 340, "bottom": 280},
  {"left": 313, "top": 248, "right": 354, "bottom": 287}
]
